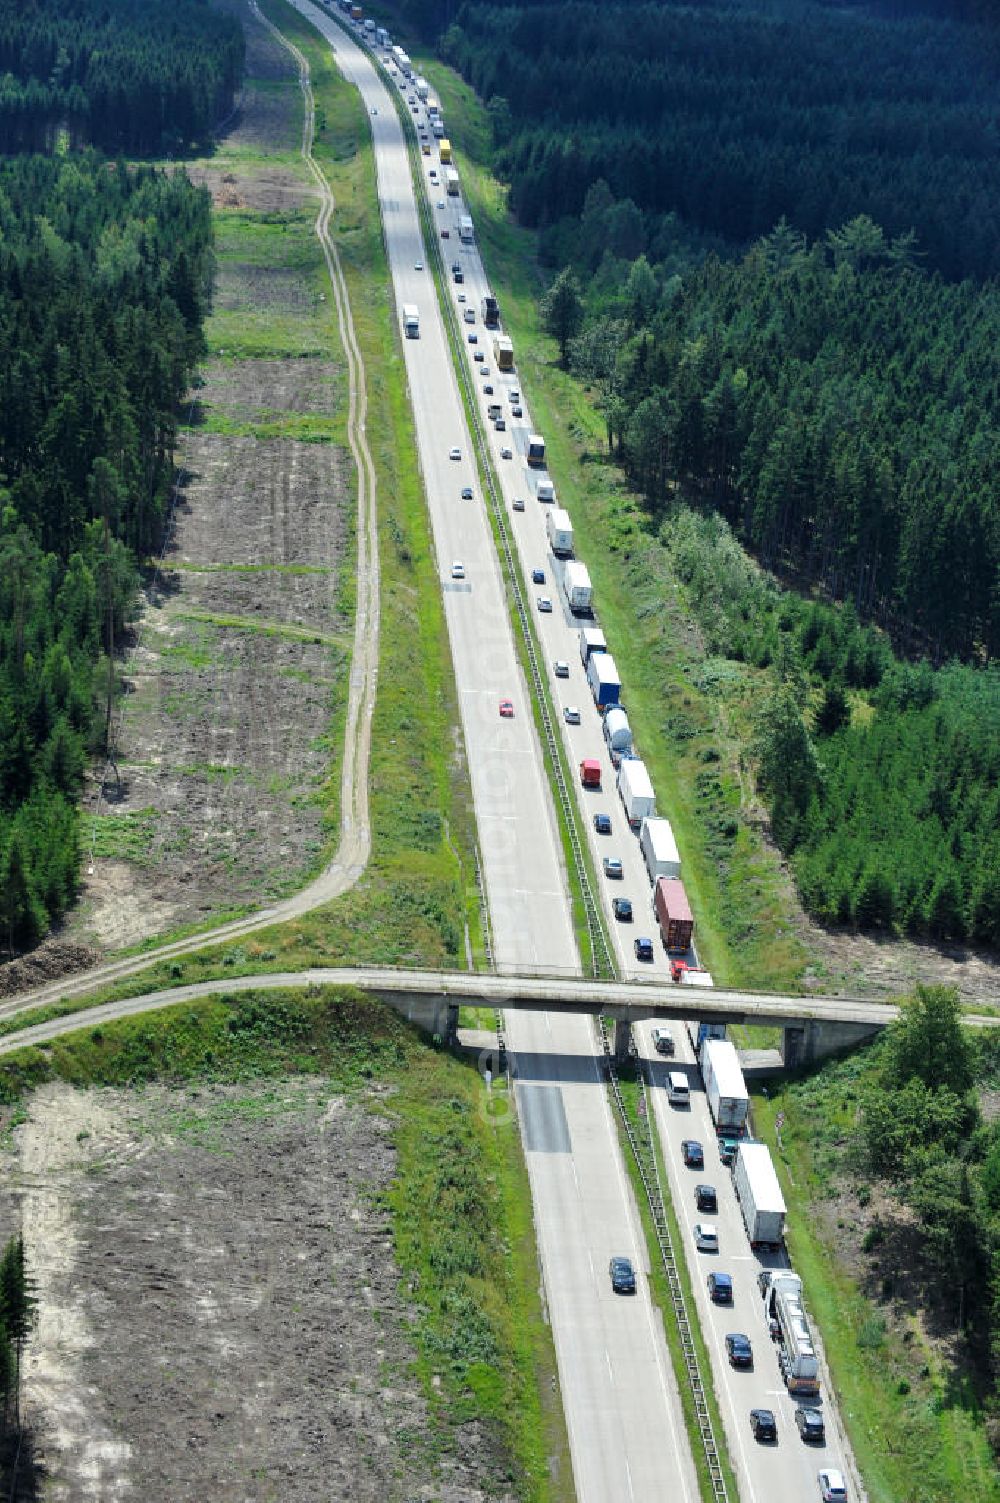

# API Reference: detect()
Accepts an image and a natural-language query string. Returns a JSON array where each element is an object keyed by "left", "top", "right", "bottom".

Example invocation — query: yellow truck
[{"left": 439, "top": 138, "right": 452, "bottom": 164}]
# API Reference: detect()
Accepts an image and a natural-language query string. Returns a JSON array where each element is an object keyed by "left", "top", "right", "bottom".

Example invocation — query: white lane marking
[{"left": 597, "top": 1072, "right": 699, "bottom": 1503}]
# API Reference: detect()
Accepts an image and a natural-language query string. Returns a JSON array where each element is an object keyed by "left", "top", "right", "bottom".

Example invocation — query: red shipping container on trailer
[{"left": 654, "top": 876, "right": 693, "bottom": 953}]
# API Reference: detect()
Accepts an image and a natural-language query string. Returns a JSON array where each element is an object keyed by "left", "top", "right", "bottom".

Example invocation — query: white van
[{"left": 667, "top": 1071, "right": 690, "bottom": 1106}]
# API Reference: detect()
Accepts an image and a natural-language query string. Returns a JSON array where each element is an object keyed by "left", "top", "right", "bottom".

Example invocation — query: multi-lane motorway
[
  {"left": 388, "top": 61, "right": 862, "bottom": 1503},
  {"left": 284, "top": 7, "right": 860, "bottom": 1502},
  {"left": 285, "top": 6, "right": 699, "bottom": 1501}
]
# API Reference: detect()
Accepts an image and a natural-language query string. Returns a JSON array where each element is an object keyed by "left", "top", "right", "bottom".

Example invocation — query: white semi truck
[
  {"left": 734, "top": 1142, "right": 786, "bottom": 1247},
  {"left": 562, "top": 560, "right": 593, "bottom": 615},
  {"left": 545, "top": 508, "right": 574, "bottom": 556},
  {"left": 639, "top": 815, "right": 681, "bottom": 882},
  {"left": 402, "top": 304, "right": 419, "bottom": 339},
  {"left": 617, "top": 757, "right": 654, "bottom": 825},
  {"left": 701, "top": 1039, "right": 750, "bottom": 1133},
  {"left": 579, "top": 627, "right": 607, "bottom": 665}
]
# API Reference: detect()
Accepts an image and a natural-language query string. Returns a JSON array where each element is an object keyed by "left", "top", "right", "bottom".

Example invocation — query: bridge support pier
[
  {"left": 782, "top": 1017, "right": 881, "bottom": 1069},
  {"left": 613, "top": 1018, "right": 632, "bottom": 1066},
  {"left": 370, "top": 987, "right": 459, "bottom": 1045}
]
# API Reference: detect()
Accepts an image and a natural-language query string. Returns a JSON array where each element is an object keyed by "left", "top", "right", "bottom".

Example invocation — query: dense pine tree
[
  {"left": 0, "top": 154, "right": 213, "bottom": 952},
  {"left": 0, "top": 0, "right": 244, "bottom": 155}
]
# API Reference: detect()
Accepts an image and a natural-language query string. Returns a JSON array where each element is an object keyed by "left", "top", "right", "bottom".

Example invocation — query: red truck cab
[{"left": 579, "top": 759, "right": 602, "bottom": 789}]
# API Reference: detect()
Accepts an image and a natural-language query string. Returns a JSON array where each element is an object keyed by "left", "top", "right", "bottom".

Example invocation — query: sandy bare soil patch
[
  {"left": 794, "top": 904, "right": 1000, "bottom": 1007},
  {"left": 0, "top": 1080, "right": 498, "bottom": 1502},
  {"left": 70, "top": 426, "right": 349, "bottom": 951},
  {"left": 54, "top": 0, "right": 355, "bottom": 959},
  {"left": 188, "top": 3, "right": 307, "bottom": 214}
]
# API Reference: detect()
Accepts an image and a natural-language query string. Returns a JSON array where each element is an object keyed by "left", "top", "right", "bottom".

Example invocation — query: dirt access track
[
  {"left": 59, "top": 3, "right": 351, "bottom": 961},
  {"left": 1, "top": 1078, "right": 500, "bottom": 1502}
]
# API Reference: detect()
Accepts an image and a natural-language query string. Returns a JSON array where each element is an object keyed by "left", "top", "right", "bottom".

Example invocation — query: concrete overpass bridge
[
  {"left": 349, "top": 966, "right": 999, "bottom": 1067},
  {"left": 2, "top": 964, "right": 996, "bottom": 1066}
]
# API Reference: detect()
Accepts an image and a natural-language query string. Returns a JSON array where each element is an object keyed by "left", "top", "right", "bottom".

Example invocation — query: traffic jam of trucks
[
  {"left": 345, "top": 14, "right": 839, "bottom": 1472},
  {"left": 356, "top": 0, "right": 732, "bottom": 1101}
]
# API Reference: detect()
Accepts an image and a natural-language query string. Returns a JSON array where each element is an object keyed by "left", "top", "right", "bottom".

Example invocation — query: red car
[{"left": 499, "top": 699, "right": 514, "bottom": 718}]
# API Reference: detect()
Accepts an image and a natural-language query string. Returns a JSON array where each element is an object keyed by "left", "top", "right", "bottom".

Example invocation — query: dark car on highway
[
  {"left": 750, "top": 1408, "right": 777, "bottom": 1443},
  {"left": 609, "top": 1256, "right": 637, "bottom": 1294},
  {"left": 707, "top": 1271, "right": 733, "bottom": 1304},
  {"left": 634, "top": 936, "right": 654, "bottom": 961},
  {"left": 682, "top": 1139, "right": 704, "bottom": 1169},
  {"left": 795, "top": 1407, "right": 826, "bottom": 1443},
  {"left": 695, "top": 1184, "right": 717, "bottom": 1212},
  {"left": 593, "top": 812, "right": 611, "bottom": 834},
  {"left": 612, "top": 897, "right": 633, "bottom": 921},
  {"left": 725, "top": 1333, "right": 753, "bottom": 1368}
]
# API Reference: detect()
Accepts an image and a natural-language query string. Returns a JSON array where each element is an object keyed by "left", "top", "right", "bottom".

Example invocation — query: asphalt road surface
[
  {"left": 384, "top": 61, "right": 872, "bottom": 1503},
  {"left": 429, "top": 157, "right": 693, "bottom": 991},
  {"left": 287, "top": 7, "right": 699, "bottom": 1501},
  {"left": 363, "top": 31, "right": 868, "bottom": 1503},
  {"left": 639, "top": 1023, "right": 861, "bottom": 1503}
]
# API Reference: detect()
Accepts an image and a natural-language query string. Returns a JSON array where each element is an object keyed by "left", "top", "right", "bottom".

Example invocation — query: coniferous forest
[
  {"left": 434, "top": 0, "right": 1000, "bottom": 946},
  {"left": 0, "top": 0, "right": 244, "bottom": 155},
  {"left": 0, "top": 1, "right": 228, "bottom": 954}
]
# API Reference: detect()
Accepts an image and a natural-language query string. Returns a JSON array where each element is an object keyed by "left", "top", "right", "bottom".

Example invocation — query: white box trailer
[
  {"left": 546, "top": 508, "right": 574, "bottom": 557},
  {"left": 415, "top": 75, "right": 430, "bottom": 99},
  {"left": 527, "top": 433, "right": 546, "bottom": 467},
  {"left": 445, "top": 166, "right": 460, "bottom": 195},
  {"left": 701, "top": 1039, "right": 750, "bottom": 1133},
  {"left": 536, "top": 477, "right": 555, "bottom": 502},
  {"left": 458, "top": 215, "right": 474, "bottom": 244},
  {"left": 618, "top": 757, "right": 654, "bottom": 825},
  {"left": 562, "top": 560, "right": 593, "bottom": 615},
  {"left": 579, "top": 627, "right": 607, "bottom": 665},
  {"left": 734, "top": 1142, "right": 786, "bottom": 1247},
  {"left": 402, "top": 303, "right": 419, "bottom": 338},
  {"left": 639, "top": 815, "right": 680, "bottom": 882}
]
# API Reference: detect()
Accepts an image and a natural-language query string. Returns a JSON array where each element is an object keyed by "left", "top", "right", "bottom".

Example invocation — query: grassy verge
[
  {"left": 753, "top": 1072, "right": 1000, "bottom": 1503},
  {"left": 0, "top": 989, "right": 571, "bottom": 1501},
  {"left": 217, "top": 0, "right": 483, "bottom": 970},
  {"left": 416, "top": 51, "right": 811, "bottom": 994},
  {"left": 611, "top": 1068, "right": 738, "bottom": 1503}
]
